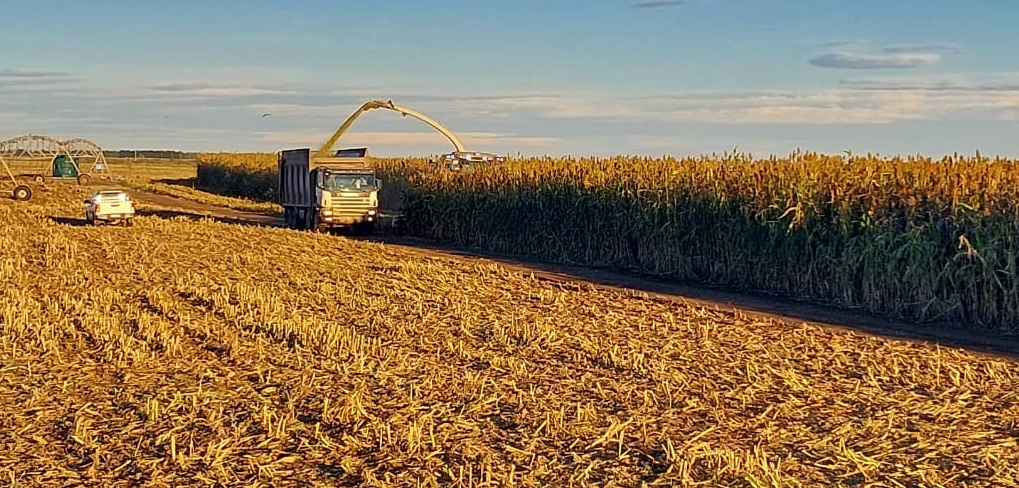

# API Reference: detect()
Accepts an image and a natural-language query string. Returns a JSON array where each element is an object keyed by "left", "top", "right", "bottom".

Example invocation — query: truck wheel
[
  {"left": 392, "top": 218, "right": 406, "bottom": 236},
  {"left": 286, "top": 208, "right": 301, "bottom": 229},
  {"left": 77, "top": 174, "right": 91, "bottom": 186},
  {"left": 12, "top": 185, "right": 31, "bottom": 201},
  {"left": 303, "top": 210, "right": 314, "bottom": 230},
  {"left": 355, "top": 221, "right": 374, "bottom": 236}
]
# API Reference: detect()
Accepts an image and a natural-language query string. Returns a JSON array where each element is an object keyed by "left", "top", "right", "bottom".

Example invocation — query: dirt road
[{"left": 126, "top": 187, "right": 1019, "bottom": 359}]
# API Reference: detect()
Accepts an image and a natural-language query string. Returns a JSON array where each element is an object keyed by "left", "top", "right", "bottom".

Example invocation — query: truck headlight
[
  {"left": 367, "top": 210, "right": 376, "bottom": 216},
  {"left": 321, "top": 210, "right": 333, "bottom": 216}
]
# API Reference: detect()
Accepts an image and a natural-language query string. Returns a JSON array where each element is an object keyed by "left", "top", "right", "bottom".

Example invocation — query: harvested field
[{"left": 2, "top": 185, "right": 1019, "bottom": 487}]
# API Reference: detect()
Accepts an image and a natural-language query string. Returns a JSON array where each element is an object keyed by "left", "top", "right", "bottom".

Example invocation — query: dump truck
[{"left": 278, "top": 147, "right": 380, "bottom": 234}]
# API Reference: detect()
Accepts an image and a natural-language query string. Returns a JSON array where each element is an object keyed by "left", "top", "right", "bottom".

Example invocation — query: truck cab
[{"left": 278, "top": 147, "right": 381, "bottom": 234}]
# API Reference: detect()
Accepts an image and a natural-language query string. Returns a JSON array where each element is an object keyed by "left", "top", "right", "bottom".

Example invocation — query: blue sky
[{"left": 2, "top": 0, "right": 1018, "bottom": 157}]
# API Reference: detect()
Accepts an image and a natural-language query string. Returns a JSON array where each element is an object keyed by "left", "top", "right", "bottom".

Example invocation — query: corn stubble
[{"left": 2, "top": 186, "right": 1018, "bottom": 486}]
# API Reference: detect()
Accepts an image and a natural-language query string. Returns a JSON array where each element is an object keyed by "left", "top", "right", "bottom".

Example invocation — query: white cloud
[
  {"left": 882, "top": 43, "right": 962, "bottom": 55},
  {"left": 425, "top": 86, "right": 1019, "bottom": 125},
  {"left": 0, "top": 111, "right": 29, "bottom": 121},
  {"left": 144, "top": 83, "right": 292, "bottom": 97},
  {"left": 257, "top": 130, "right": 559, "bottom": 149},
  {"left": 239, "top": 85, "right": 1019, "bottom": 126},
  {"left": 807, "top": 40, "right": 961, "bottom": 70},
  {"left": 632, "top": 0, "right": 686, "bottom": 8},
  {"left": 808, "top": 51, "right": 941, "bottom": 70},
  {"left": 0, "top": 69, "right": 79, "bottom": 90},
  {"left": 6, "top": 70, "right": 1019, "bottom": 155},
  {"left": 840, "top": 75, "right": 1019, "bottom": 92},
  {"left": 822, "top": 39, "right": 866, "bottom": 49},
  {"left": 248, "top": 103, "right": 365, "bottom": 118}
]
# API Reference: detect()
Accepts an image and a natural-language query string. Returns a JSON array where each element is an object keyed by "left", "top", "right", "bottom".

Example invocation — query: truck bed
[{"left": 278, "top": 149, "right": 313, "bottom": 207}]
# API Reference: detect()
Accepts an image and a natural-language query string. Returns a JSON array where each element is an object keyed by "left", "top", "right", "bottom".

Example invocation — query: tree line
[{"left": 103, "top": 150, "right": 199, "bottom": 159}]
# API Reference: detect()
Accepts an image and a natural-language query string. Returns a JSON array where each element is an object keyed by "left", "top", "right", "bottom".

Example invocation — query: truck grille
[{"left": 326, "top": 197, "right": 373, "bottom": 223}]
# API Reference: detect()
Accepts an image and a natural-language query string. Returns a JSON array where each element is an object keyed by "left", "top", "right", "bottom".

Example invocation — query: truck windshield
[{"left": 321, "top": 172, "right": 376, "bottom": 191}]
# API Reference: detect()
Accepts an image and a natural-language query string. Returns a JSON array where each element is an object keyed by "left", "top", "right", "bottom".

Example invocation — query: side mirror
[{"left": 376, "top": 180, "right": 382, "bottom": 191}]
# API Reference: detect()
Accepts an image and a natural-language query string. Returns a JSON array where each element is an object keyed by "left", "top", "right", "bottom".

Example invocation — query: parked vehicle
[{"left": 84, "top": 189, "right": 136, "bottom": 226}]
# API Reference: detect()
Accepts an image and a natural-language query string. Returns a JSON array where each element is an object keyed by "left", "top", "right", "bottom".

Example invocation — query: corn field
[
  {"left": 197, "top": 151, "right": 1019, "bottom": 332},
  {"left": 195, "top": 152, "right": 281, "bottom": 201},
  {"left": 3, "top": 182, "right": 1019, "bottom": 486}
]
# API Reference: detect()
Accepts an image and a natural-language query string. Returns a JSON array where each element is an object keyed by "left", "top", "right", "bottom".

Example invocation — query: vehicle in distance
[
  {"left": 438, "top": 151, "right": 506, "bottom": 171},
  {"left": 84, "top": 189, "right": 136, "bottom": 226},
  {"left": 277, "top": 147, "right": 380, "bottom": 234}
]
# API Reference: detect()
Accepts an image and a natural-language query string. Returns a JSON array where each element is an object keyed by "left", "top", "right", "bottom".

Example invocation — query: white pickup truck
[{"left": 84, "top": 189, "right": 136, "bottom": 226}]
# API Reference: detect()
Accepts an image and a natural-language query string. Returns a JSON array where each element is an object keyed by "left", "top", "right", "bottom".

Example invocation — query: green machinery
[
  {"left": 52, "top": 154, "right": 80, "bottom": 178},
  {"left": 0, "top": 134, "right": 110, "bottom": 187},
  {"left": 33, "top": 152, "right": 91, "bottom": 185}
]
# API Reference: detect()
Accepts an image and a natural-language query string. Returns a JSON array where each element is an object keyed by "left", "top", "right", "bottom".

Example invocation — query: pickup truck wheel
[{"left": 12, "top": 185, "right": 31, "bottom": 201}]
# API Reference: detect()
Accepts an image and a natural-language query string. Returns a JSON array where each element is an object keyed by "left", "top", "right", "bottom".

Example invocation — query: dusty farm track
[{"left": 124, "top": 186, "right": 1019, "bottom": 360}]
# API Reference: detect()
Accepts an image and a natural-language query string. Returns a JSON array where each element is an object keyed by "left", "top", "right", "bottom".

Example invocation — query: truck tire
[
  {"left": 304, "top": 210, "right": 315, "bottom": 230},
  {"left": 12, "top": 185, "right": 32, "bottom": 201},
  {"left": 310, "top": 214, "right": 326, "bottom": 233},
  {"left": 285, "top": 207, "right": 303, "bottom": 230},
  {"left": 355, "top": 221, "right": 375, "bottom": 236}
]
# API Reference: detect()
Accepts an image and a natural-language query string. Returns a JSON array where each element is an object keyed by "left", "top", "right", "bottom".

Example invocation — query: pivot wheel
[
  {"left": 11, "top": 185, "right": 32, "bottom": 201},
  {"left": 32, "top": 175, "right": 45, "bottom": 184},
  {"left": 77, "top": 174, "right": 91, "bottom": 186}
]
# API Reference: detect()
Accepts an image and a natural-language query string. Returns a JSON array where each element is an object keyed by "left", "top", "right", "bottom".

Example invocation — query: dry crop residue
[{"left": 1, "top": 187, "right": 1018, "bottom": 487}]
